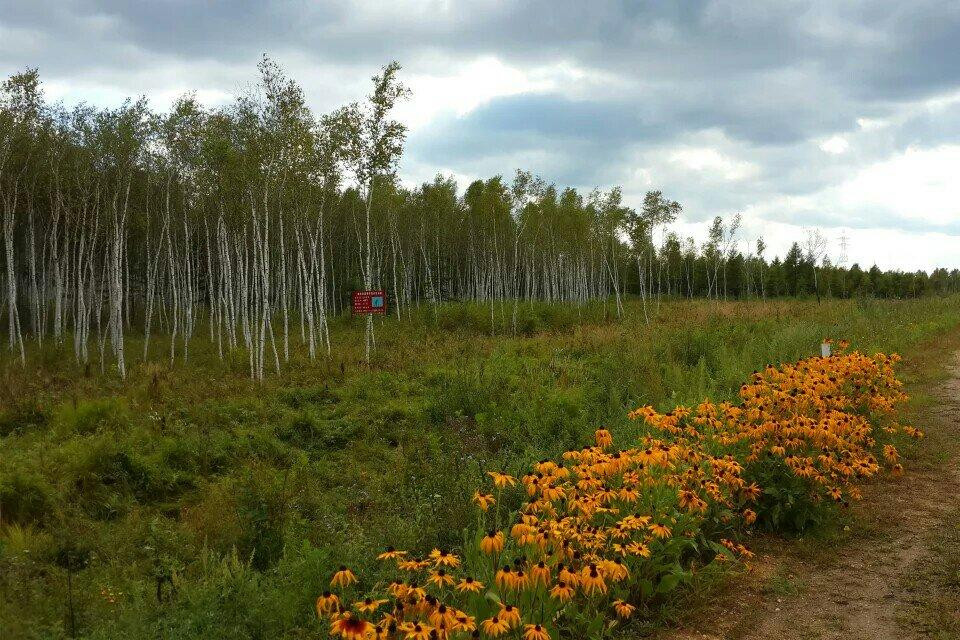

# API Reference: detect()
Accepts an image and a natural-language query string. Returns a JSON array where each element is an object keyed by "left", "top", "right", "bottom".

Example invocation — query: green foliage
[
  {"left": 54, "top": 397, "right": 131, "bottom": 437},
  {"left": 0, "top": 471, "right": 53, "bottom": 526},
  {"left": 746, "top": 457, "right": 831, "bottom": 532},
  {"left": 0, "top": 297, "right": 958, "bottom": 638},
  {"left": 0, "top": 402, "right": 47, "bottom": 437}
]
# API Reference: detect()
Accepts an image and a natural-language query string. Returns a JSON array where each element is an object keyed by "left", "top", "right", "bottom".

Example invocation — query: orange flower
[
  {"left": 579, "top": 564, "right": 607, "bottom": 595},
  {"left": 330, "top": 613, "right": 372, "bottom": 639},
  {"left": 495, "top": 566, "right": 514, "bottom": 590},
  {"left": 481, "top": 616, "right": 510, "bottom": 637},
  {"left": 429, "top": 604, "right": 458, "bottom": 629},
  {"left": 488, "top": 471, "right": 517, "bottom": 489},
  {"left": 331, "top": 566, "right": 357, "bottom": 588},
  {"left": 387, "top": 581, "right": 407, "bottom": 599},
  {"left": 557, "top": 564, "right": 579, "bottom": 587},
  {"left": 524, "top": 623, "right": 551, "bottom": 640},
  {"left": 429, "top": 549, "right": 461, "bottom": 568},
  {"left": 549, "top": 580, "right": 573, "bottom": 602},
  {"left": 613, "top": 599, "right": 635, "bottom": 618},
  {"left": 397, "top": 558, "right": 430, "bottom": 572},
  {"left": 530, "top": 560, "right": 550, "bottom": 586},
  {"left": 426, "top": 569, "right": 454, "bottom": 588},
  {"left": 625, "top": 541, "right": 650, "bottom": 557},
  {"left": 377, "top": 547, "right": 407, "bottom": 561},
  {"left": 480, "top": 531, "right": 504, "bottom": 555},
  {"left": 883, "top": 444, "right": 899, "bottom": 463},
  {"left": 454, "top": 612, "right": 476, "bottom": 632},
  {"left": 498, "top": 604, "right": 521, "bottom": 628},
  {"left": 473, "top": 491, "right": 496, "bottom": 511},
  {"left": 354, "top": 597, "right": 387, "bottom": 614},
  {"left": 316, "top": 591, "right": 341, "bottom": 617},
  {"left": 400, "top": 622, "right": 433, "bottom": 640},
  {"left": 594, "top": 428, "right": 613, "bottom": 448},
  {"left": 456, "top": 576, "right": 484, "bottom": 593}
]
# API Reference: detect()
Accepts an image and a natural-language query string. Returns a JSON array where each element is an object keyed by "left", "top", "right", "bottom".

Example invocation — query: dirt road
[{"left": 659, "top": 348, "right": 960, "bottom": 640}]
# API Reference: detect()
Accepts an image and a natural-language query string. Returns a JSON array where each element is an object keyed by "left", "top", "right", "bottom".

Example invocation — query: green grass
[
  {"left": 2, "top": 296, "right": 959, "bottom": 639},
  {"left": 762, "top": 567, "right": 807, "bottom": 599},
  {"left": 898, "top": 505, "right": 960, "bottom": 637}
]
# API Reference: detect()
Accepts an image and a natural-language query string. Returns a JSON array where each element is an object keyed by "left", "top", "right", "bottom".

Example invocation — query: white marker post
[{"left": 820, "top": 341, "right": 832, "bottom": 357}]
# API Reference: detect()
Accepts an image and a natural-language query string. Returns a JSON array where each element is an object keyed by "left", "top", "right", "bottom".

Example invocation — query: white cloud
[
  {"left": 395, "top": 56, "right": 560, "bottom": 129},
  {"left": 819, "top": 135, "right": 849, "bottom": 154},
  {"left": 856, "top": 117, "right": 886, "bottom": 131},
  {"left": 5, "top": 0, "right": 960, "bottom": 273},
  {"left": 663, "top": 215, "right": 957, "bottom": 272},
  {"left": 835, "top": 145, "right": 960, "bottom": 226},
  {"left": 668, "top": 147, "right": 760, "bottom": 181}
]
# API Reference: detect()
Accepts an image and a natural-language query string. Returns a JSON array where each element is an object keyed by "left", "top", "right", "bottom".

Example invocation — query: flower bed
[{"left": 317, "top": 342, "right": 918, "bottom": 639}]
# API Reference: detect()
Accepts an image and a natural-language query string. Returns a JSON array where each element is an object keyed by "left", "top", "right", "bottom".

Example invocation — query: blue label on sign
[{"left": 372, "top": 296, "right": 384, "bottom": 308}]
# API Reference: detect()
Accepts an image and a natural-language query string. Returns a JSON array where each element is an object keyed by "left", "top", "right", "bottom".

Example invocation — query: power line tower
[{"left": 838, "top": 230, "right": 849, "bottom": 296}]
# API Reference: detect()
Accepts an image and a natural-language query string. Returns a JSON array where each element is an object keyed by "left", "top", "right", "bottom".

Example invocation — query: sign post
[{"left": 352, "top": 290, "right": 387, "bottom": 316}]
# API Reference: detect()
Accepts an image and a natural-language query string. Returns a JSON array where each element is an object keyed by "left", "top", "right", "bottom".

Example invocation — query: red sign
[{"left": 352, "top": 290, "right": 387, "bottom": 315}]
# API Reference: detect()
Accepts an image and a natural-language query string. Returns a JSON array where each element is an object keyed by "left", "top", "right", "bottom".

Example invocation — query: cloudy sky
[{"left": 2, "top": 0, "right": 959, "bottom": 271}]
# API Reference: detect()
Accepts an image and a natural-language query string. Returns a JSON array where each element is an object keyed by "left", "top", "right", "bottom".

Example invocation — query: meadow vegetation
[{"left": 1, "top": 296, "right": 959, "bottom": 639}]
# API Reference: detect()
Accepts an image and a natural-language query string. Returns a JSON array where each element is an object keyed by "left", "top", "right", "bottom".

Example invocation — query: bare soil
[{"left": 657, "top": 346, "right": 960, "bottom": 640}]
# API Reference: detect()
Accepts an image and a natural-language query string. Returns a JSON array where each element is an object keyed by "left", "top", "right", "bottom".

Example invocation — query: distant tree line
[{"left": 2, "top": 61, "right": 958, "bottom": 377}]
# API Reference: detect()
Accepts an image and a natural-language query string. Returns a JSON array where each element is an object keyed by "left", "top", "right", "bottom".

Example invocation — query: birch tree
[
  {"left": 0, "top": 63, "right": 952, "bottom": 376},
  {"left": 343, "top": 61, "right": 409, "bottom": 364},
  {"left": 0, "top": 69, "right": 43, "bottom": 364}
]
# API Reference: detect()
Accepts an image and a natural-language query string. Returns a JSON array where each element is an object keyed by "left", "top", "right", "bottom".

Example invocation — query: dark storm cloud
[
  {"left": 4, "top": 2, "right": 956, "bottom": 110},
  {"left": 1, "top": 0, "right": 958, "bottom": 247},
  {"left": 6, "top": 1, "right": 956, "bottom": 93},
  {"left": 413, "top": 93, "right": 672, "bottom": 155},
  {"left": 844, "top": 2, "right": 960, "bottom": 100},
  {"left": 890, "top": 101, "right": 960, "bottom": 149}
]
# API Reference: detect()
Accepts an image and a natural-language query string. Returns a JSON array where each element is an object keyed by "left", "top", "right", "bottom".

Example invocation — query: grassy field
[{"left": 2, "top": 296, "right": 959, "bottom": 639}]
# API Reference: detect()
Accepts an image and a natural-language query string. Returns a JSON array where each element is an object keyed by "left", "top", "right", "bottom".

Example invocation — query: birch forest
[{"left": 1, "top": 60, "right": 957, "bottom": 379}]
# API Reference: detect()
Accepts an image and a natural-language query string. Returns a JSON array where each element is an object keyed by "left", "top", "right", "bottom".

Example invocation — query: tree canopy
[{"left": 1, "top": 61, "right": 957, "bottom": 376}]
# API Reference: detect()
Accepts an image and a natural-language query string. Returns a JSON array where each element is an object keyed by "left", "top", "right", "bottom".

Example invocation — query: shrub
[
  {"left": 633, "top": 342, "right": 915, "bottom": 531},
  {"left": 65, "top": 437, "right": 190, "bottom": 518},
  {"left": 0, "top": 403, "right": 47, "bottom": 437},
  {"left": 315, "top": 426, "right": 751, "bottom": 639},
  {"left": 234, "top": 466, "right": 294, "bottom": 571},
  {"left": 315, "top": 343, "right": 913, "bottom": 639},
  {"left": 54, "top": 397, "right": 131, "bottom": 436},
  {"left": 0, "top": 472, "right": 53, "bottom": 526}
]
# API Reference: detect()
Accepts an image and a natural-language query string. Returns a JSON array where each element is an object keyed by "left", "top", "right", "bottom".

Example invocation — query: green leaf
[
  {"left": 657, "top": 573, "right": 681, "bottom": 594},
  {"left": 586, "top": 613, "right": 606, "bottom": 637}
]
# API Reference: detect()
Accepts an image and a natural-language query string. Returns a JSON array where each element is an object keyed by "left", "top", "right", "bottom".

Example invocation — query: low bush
[
  {"left": 54, "top": 397, "right": 131, "bottom": 437},
  {"left": 316, "top": 343, "right": 915, "bottom": 639},
  {"left": 0, "top": 471, "right": 54, "bottom": 526},
  {"left": 0, "top": 402, "right": 47, "bottom": 437},
  {"left": 3, "top": 297, "right": 958, "bottom": 639}
]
